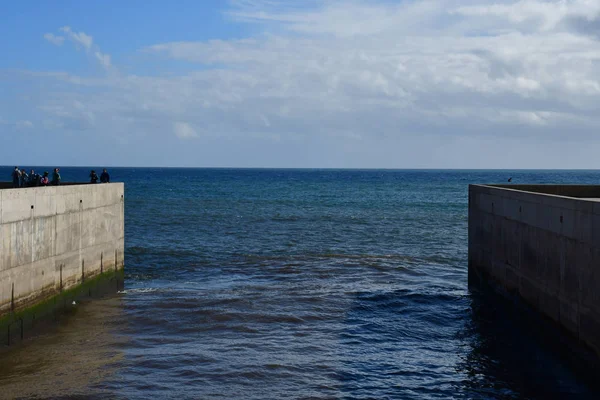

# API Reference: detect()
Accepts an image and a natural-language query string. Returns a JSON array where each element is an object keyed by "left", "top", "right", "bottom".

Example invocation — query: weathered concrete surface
[
  {"left": 0, "top": 183, "right": 124, "bottom": 318},
  {"left": 469, "top": 184, "right": 600, "bottom": 360}
]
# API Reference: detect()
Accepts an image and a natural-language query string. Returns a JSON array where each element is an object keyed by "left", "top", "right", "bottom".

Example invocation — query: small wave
[
  {"left": 127, "top": 246, "right": 199, "bottom": 258},
  {"left": 236, "top": 253, "right": 419, "bottom": 263},
  {"left": 118, "top": 288, "right": 161, "bottom": 295}
]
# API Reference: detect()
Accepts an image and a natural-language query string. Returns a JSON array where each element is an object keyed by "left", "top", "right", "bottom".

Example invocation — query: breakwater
[
  {"left": 0, "top": 183, "right": 124, "bottom": 344},
  {"left": 469, "top": 184, "right": 600, "bottom": 366}
]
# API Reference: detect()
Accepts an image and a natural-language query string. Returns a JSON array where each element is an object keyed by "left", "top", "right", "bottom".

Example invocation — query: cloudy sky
[{"left": 1, "top": 0, "right": 600, "bottom": 168}]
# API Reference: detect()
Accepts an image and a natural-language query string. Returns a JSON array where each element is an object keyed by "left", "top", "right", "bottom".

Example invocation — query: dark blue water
[{"left": 1, "top": 168, "right": 600, "bottom": 399}]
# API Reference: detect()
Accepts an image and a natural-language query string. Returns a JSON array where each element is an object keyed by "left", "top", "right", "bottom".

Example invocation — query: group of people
[
  {"left": 12, "top": 167, "right": 60, "bottom": 188},
  {"left": 11, "top": 167, "right": 111, "bottom": 188},
  {"left": 90, "top": 169, "right": 110, "bottom": 184}
]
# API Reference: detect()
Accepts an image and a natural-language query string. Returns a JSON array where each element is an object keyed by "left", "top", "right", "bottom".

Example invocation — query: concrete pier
[
  {"left": 469, "top": 184, "right": 600, "bottom": 364},
  {"left": 0, "top": 183, "right": 124, "bottom": 343}
]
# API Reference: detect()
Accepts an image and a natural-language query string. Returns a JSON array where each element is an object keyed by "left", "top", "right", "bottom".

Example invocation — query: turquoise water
[{"left": 1, "top": 168, "right": 600, "bottom": 399}]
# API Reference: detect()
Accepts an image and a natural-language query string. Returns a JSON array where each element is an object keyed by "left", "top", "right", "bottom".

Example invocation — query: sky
[{"left": 1, "top": 0, "right": 600, "bottom": 169}]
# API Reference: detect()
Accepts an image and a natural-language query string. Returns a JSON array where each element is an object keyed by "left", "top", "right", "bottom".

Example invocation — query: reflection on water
[
  {"left": 460, "top": 290, "right": 600, "bottom": 400},
  {"left": 0, "top": 296, "right": 126, "bottom": 399}
]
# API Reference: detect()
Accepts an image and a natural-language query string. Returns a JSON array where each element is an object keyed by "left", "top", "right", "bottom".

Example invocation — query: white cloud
[
  {"left": 454, "top": 0, "right": 600, "bottom": 31},
  {"left": 94, "top": 52, "right": 111, "bottom": 68},
  {"left": 173, "top": 122, "right": 198, "bottom": 139},
  {"left": 0, "top": 117, "right": 34, "bottom": 129},
  {"left": 16, "top": 120, "right": 34, "bottom": 129},
  {"left": 39, "top": 100, "right": 95, "bottom": 131},
  {"left": 8, "top": 0, "right": 600, "bottom": 167},
  {"left": 46, "top": 27, "right": 112, "bottom": 70},
  {"left": 228, "top": 0, "right": 450, "bottom": 37},
  {"left": 143, "top": 0, "right": 600, "bottom": 140},
  {"left": 60, "top": 26, "right": 93, "bottom": 50},
  {"left": 43, "top": 33, "right": 64, "bottom": 46}
]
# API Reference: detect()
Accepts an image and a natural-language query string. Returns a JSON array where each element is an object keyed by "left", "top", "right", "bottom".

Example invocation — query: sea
[{"left": 1, "top": 167, "right": 600, "bottom": 400}]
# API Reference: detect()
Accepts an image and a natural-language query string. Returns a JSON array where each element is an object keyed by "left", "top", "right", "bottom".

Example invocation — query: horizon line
[{"left": 2, "top": 165, "right": 600, "bottom": 171}]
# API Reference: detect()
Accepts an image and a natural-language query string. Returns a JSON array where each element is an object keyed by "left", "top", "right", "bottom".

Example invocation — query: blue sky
[{"left": 1, "top": 0, "right": 600, "bottom": 168}]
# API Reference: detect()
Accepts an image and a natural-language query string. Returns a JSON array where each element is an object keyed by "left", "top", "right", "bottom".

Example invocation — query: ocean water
[{"left": 1, "top": 168, "right": 600, "bottom": 399}]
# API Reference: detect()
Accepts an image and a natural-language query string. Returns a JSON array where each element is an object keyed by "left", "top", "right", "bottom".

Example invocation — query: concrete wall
[
  {"left": 469, "top": 184, "right": 600, "bottom": 358},
  {"left": 0, "top": 183, "right": 124, "bottom": 318}
]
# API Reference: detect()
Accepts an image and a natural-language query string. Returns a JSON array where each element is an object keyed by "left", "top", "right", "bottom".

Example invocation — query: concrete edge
[{"left": 470, "top": 184, "right": 600, "bottom": 213}]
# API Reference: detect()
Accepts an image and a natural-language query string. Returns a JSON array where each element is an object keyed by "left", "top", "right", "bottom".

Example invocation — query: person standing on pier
[
  {"left": 100, "top": 169, "right": 110, "bottom": 183},
  {"left": 20, "top": 169, "right": 29, "bottom": 187},
  {"left": 51, "top": 168, "right": 61, "bottom": 186},
  {"left": 29, "top": 170, "right": 39, "bottom": 187},
  {"left": 40, "top": 172, "right": 49, "bottom": 186},
  {"left": 90, "top": 170, "right": 99, "bottom": 183},
  {"left": 11, "top": 166, "right": 20, "bottom": 188}
]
